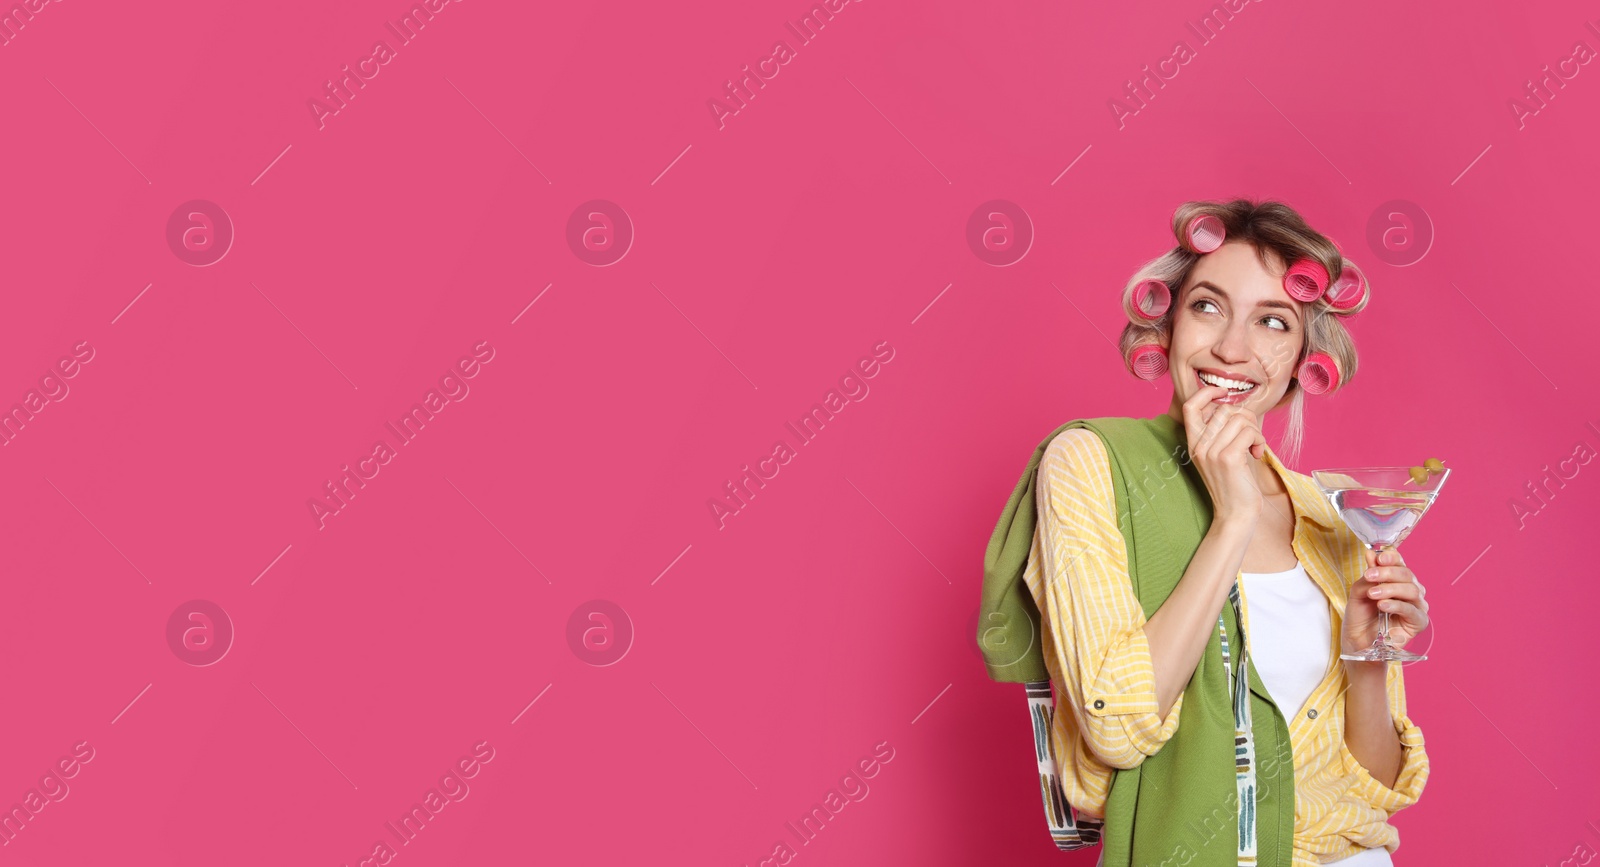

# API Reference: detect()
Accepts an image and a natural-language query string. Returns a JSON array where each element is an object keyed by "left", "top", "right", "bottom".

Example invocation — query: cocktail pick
[
  {"left": 1295, "top": 351, "right": 1340, "bottom": 394},
  {"left": 1283, "top": 259, "right": 1330, "bottom": 302},
  {"left": 1131, "top": 279, "right": 1171, "bottom": 320},
  {"left": 1185, "top": 214, "right": 1225, "bottom": 253},
  {"left": 1323, "top": 263, "right": 1367, "bottom": 311},
  {"left": 1129, "top": 344, "right": 1168, "bottom": 380}
]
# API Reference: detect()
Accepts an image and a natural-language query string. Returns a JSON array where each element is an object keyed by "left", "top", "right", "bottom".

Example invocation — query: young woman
[{"left": 984, "top": 200, "right": 1430, "bottom": 866}]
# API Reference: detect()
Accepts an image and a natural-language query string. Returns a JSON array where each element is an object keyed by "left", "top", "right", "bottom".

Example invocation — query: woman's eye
[{"left": 1193, "top": 298, "right": 1290, "bottom": 332}]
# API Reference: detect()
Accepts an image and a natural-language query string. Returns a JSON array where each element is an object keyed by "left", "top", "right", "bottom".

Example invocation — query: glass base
[{"left": 1340, "top": 639, "right": 1427, "bottom": 663}]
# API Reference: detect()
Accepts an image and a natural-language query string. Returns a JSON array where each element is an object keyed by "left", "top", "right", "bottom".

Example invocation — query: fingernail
[{"left": 1369, "top": 588, "right": 1381, "bottom": 597}]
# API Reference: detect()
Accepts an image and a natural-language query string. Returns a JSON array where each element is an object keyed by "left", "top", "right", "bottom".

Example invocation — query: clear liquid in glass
[{"left": 1324, "top": 487, "right": 1438, "bottom": 550}]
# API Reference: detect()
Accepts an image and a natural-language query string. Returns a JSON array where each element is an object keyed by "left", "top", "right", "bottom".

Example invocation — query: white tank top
[{"left": 1238, "top": 561, "right": 1331, "bottom": 721}]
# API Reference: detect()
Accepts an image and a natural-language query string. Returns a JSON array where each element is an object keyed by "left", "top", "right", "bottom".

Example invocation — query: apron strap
[
  {"left": 1023, "top": 680, "right": 1104, "bottom": 849},
  {"left": 1220, "top": 580, "right": 1259, "bottom": 864}
]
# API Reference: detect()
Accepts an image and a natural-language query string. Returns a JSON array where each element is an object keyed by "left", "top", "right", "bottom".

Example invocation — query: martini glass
[{"left": 1311, "top": 466, "right": 1451, "bottom": 663}]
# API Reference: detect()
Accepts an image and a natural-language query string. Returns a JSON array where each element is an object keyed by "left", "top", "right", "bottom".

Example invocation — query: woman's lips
[{"left": 1195, "top": 369, "right": 1257, "bottom": 404}]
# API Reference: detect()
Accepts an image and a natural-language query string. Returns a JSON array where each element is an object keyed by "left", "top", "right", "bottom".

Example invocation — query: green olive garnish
[{"left": 1406, "top": 458, "right": 1446, "bottom": 485}]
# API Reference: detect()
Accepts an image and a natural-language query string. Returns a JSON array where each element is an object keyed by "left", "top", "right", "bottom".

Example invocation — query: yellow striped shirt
[{"left": 1024, "top": 427, "right": 1428, "bottom": 866}]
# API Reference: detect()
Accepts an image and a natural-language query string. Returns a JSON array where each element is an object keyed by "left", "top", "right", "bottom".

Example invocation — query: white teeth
[{"left": 1199, "top": 371, "right": 1255, "bottom": 392}]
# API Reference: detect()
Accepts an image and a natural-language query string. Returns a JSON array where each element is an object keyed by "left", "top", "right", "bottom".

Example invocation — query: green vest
[{"left": 979, "top": 414, "right": 1296, "bottom": 867}]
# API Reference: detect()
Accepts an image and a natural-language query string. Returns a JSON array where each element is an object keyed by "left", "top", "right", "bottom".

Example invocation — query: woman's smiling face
[{"left": 1166, "top": 240, "right": 1306, "bottom": 420}]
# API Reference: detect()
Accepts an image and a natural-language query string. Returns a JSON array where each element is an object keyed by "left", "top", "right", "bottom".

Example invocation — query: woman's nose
[{"left": 1213, "top": 323, "right": 1252, "bottom": 361}]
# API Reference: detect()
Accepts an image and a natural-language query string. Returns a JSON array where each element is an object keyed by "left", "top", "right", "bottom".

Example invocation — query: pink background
[{"left": 2, "top": 0, "right": 1597, "bottom": 864}]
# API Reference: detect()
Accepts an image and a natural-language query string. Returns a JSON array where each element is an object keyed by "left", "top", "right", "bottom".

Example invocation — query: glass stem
[{"left": 1373, "top": 544, "right": 1391, "bottom": 648}]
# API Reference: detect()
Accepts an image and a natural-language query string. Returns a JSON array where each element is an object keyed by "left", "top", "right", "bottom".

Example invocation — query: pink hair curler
[
  {"left": 1185, "top": 214, "right": 1225, "bottom": 253},
  {"left": 1323, "top": 263, "right": 1367, "bottom": 311},
  {"left": 1129, "top": 344, "right": 1168, "bottom": 380},
  {"left": 1296, "top": 352, "right": 1340, "bottom": 394},
  {"left": 1283, "top": 259, "right": 1330, "bottom": 302},
  {"left": 1131, "top": 278, "right": 1172, "bottom": 320}
]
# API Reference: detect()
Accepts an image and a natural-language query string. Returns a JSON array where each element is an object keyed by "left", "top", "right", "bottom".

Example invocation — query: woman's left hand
[{"left": 1342, "top": 548, "right": 1430, "bottom": 657}]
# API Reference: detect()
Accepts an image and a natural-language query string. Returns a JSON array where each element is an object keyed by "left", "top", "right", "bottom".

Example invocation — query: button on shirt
[{"left": 1023, "top": 428, "right": 1428, "bottom": 867}]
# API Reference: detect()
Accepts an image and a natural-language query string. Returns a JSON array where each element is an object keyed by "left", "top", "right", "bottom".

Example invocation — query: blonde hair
[{"left": 1116, "top": 199, "right": 1367, "bottom": 468}]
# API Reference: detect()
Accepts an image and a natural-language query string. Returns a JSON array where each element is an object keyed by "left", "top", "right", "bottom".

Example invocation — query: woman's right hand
[{"left": 1180, "top": 385, "right": 1269, "bottom": 528}]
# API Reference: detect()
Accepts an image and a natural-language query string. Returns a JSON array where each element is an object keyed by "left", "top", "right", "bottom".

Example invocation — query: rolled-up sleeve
[
  {"left": 1034, "top": 429, "right": 1183, "bottom": 769},
  {"left": 1343, "top": 663, "right": 1429, "bottom": 813}
]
